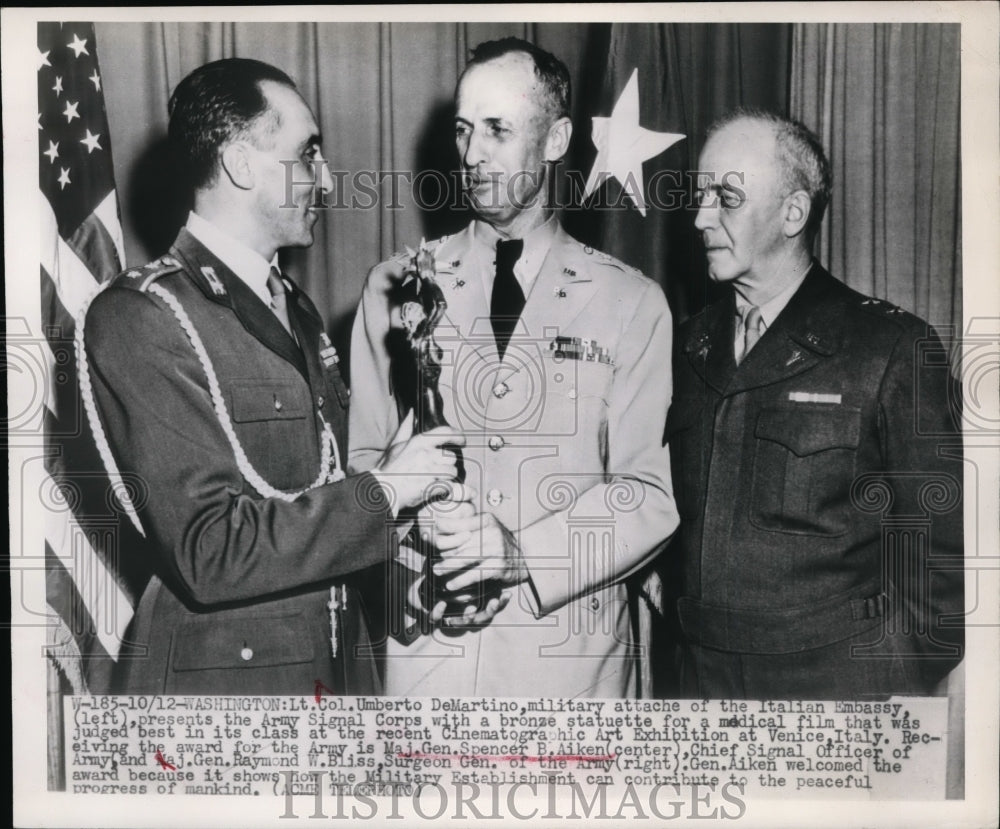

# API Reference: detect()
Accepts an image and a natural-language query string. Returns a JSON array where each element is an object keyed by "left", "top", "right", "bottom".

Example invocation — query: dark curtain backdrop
[{"left": 790, "top": 23, "right": 962, "bottom": 339}]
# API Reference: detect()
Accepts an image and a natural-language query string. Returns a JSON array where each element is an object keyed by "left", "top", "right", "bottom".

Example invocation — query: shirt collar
[
  {"left": 734, "top": 264, "right": 812, "bottom": 332},
  {"left": 471, "top": 214, "right": 558, "bottom": 295},
  {"left": 185, "top": 211, "right": 279, "bottom": 307}
]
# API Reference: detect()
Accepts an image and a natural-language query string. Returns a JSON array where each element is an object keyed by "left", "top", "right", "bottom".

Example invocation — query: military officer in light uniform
[{"left": 350, "top": 38, "right": 679, "bottom": 698}]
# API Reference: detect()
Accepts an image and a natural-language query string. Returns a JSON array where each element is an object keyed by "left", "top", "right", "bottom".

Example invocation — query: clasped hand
[
  {"left": 415, "top": 484, "right": 525, "bottom": 626},
  {"left": 370, "top": 411, "right": 465, "bottom": 514}
]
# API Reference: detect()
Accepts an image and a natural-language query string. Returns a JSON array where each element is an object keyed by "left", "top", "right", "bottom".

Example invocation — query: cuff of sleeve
[
  {"left": 366, "top": 469, "right": 400, "bottom": 518},
  {"left": 518, "top": 511, "right": 572, "bottom": 617}
]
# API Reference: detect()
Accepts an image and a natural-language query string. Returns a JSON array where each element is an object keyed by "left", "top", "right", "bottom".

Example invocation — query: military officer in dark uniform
[
  {"left": 665, "top": 109, "right": 963, "bottom": 699},
  {"left": 82, "top": 58, "right": 464, "bottom": 694}
]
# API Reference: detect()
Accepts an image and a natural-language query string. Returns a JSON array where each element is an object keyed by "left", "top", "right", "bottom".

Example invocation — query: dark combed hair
[
  {"left": 708, "top": 108, "right": 833, "bottom": 240},
  {"left": 168, "top": 58, "right": 296, "bottom": 191},
  {"left": 466, "top": 37, "right": 571, "bottom": 120}
]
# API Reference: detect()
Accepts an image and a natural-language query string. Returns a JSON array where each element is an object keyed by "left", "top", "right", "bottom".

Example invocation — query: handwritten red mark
[
  {"left": 398, "top": 752, "right": 616, "bottom": 764},
  {"left": 314, "top": 679, "right": 337, "bottom": 703},
  {"left": 154, "top": 750, "right": 176, "bottom": 771}
]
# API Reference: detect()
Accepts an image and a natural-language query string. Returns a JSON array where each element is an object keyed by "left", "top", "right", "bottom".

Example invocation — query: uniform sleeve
[
  {"left": 519, "top": 280, "right": 680, "bottom": 616},
  {"left": 84, "top": 287, "right": 394, "bottom": 608},
  {"left": 348, "top": 262, "right": 403, "bottom": 474},
  {"left": 877, "top": 319, "right": 964, "bottom": 687}
]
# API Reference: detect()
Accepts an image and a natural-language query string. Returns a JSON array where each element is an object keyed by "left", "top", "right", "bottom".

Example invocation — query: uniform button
[
  {"left": 488, "top": 435, "right": 505, "bottom": 451},
  {"left": 274, "top": 398, "right": 283, "bottom": 411},
  {"left": 240, "top": 647, "right": 254, "bottom": 661},
  {"left": 591, "top": 597, "right": 600, "bottom": 610},
  {"left": 486, "top": 489, "right": 503, "bottom": 507},
  {"left": 493, "top": 381, "right": 510, "bottom": 399},
  {"left": 317, "top": 395, "right": 325, "bottom": 408},
  {"left": 568, "top": 388, "right": 577, "bottom": 400}
]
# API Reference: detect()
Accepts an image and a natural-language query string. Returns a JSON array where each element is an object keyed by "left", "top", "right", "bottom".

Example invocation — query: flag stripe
[
  {"left": 42, "top": 406, "right": 138, "bottom": 602},
  {"left": 42, "top": 394, "right": 144, "bottom": 605},
  {"left": 65, "top": 208, "right": 122, "bottom": 283},
  {"left": 40, "top": 265, "right": 77, "bottom": 354},
  {"left": 42, "top": 470, "right": 132, "bottom": 659},
  {"left": 45, "top": 551, "right": 111, "bottom": 664},
  {"left": 92, "top": 191, "right": 126, "bottom": 268},
  {"left": 41, "top": 198, "right": 102, "bottom": 321}
]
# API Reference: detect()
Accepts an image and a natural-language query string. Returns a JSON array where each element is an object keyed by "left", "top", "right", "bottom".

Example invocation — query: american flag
[{"left": 38, "top": 21, "right": 145, "bottom": 705}]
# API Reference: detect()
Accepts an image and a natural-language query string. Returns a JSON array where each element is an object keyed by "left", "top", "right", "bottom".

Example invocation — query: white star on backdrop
[
  {"left": 583, "top": 68, "right": 685, "bottom": 217},
  {"left": 62, "top": 100, "right": 80, "bottom": 123},
  {"left": 80, "top": 129, "right": 102, "bottom": 154},
  {"left": 52, "top": 76, "right": 64, "bottom": 96},
  {"left": 58, "top": 167, "right": 72, "bottom": 190},
  {"left": 37, "top": 49, "right": 51, "bottom": 71},
  {"left": 67, "top": 33, "right": 89, "bottom": 58},
  {"left": 88, "top": 70, "right": 101, "bottom": 92},
  {"left": 43, "top": 140, "right": 60, "bottom": 163}
]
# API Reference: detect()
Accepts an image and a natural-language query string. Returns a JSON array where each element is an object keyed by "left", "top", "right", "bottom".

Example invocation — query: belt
[{"left": 677, "top": 578, "right": 888, "bottom": 654}]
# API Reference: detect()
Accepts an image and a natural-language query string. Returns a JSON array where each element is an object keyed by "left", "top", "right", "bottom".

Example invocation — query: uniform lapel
[
  {"left": 517, "top": 225, "right": 600, "bottom": 346},
  {"left": 171, "top": 229, "right": 308, "bottom": 378},
  {"left": 286, "top": 286, "right": 334, "bottom": 400},
  {"left": 433, "top": 227, "right": 496, "bottom": 364},
  {"left": 724, "top": 266, "right": 843, "bottom": 397},
  {"left": 685, "top": 294, "right": 737, "bottom": 395}
]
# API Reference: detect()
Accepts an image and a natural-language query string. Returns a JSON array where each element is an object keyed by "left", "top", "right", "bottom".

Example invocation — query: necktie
[
  {"left": 490, "top": 238, "right": 525, "bottom": 360},
  {"left": 738, "top": 305, "right": 763, "bottom": 365},
  {"left": 267, "top": 267, "right": 294, "bottom": 337}
]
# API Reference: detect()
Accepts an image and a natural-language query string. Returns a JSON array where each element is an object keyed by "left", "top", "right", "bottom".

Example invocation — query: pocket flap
[
  {"left": 171, "top": 612, "right": 315, "bottom": 671},
  {"left": 755, "top": 406, "right": 861, "bottom": 456},
  {"left": 229, "top": 381, "right": 307, "bottom": 422}
]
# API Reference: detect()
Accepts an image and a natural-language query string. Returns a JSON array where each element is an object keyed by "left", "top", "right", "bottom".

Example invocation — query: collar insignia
[
  {"left": 200, "top": 266, "right": 226, "bottom": 296},
  {"left": 786, "top": 349, "right": 805, "bottom": 367}
]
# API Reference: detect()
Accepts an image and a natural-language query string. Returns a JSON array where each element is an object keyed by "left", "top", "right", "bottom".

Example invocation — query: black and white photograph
[{"left": 6, "top": 4, "right": 998, "bottom": 828}]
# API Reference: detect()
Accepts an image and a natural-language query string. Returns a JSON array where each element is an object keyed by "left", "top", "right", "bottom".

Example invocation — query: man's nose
[
  {"left": 461, "top": 129, "right": 487, "bottom": 168},
  {"left": 694, "top": 197, "right": 717, "bottom": 232},
  {"left": 315, "top": 152, "right": 334, "bottom": 196}
]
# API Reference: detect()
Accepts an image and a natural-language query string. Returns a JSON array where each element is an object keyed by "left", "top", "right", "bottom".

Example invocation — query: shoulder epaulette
[
  {"left": 571, "top": 240, "right": 644, "bottom": 277},
  {"left": 857, "top": 295, "right": 914, "bottom": 323},
  {"left": 115, "top": 255, "right": 183, "bottom": 292}
]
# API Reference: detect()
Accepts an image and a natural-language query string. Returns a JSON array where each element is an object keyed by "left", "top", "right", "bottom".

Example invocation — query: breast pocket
[
  {"left": 750, "top": 406, "right": 861, "bottom": 536},
  {"left": 541, "top": 358, "right": 613, "bottom": 463},
  {"left": 228, "top": 379, "right": 316, "bottom": 490}
]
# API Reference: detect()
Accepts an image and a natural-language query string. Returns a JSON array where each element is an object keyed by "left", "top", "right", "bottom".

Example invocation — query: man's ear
[
  {"left": 544, "top": 117, "right": 572, "bottom": 163},
  {"left": 219, "top": 142, "right": 254, "bottom": 191},
  {"left": 782, "top": 190, "right": 811, "bottom": 238}
]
